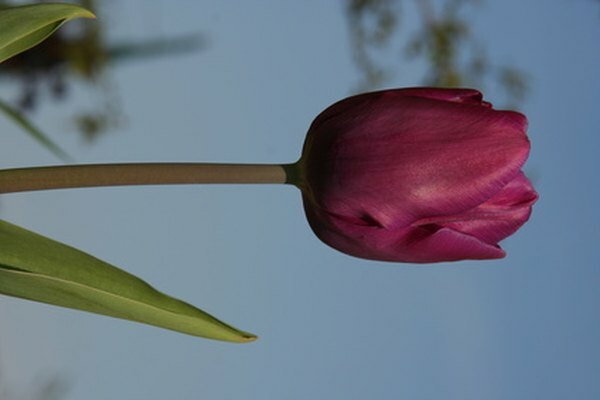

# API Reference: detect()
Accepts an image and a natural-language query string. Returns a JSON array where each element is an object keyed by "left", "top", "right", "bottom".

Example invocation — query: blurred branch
[
  {"left": 0, "top": 98, "right": 72, "bottom": 161},
  {"left": 409, "top": 0, "right": 471, "bottom": 87},
  {"left": 0, "top": 0, "right": 205, "bottom": 142},
  {"left": 346, "top": 0, "right": 530, "bottom": 106},
  {"left": 346, "top": 0, "right": 399, "bottom": 89},
  {"left": 0, "top": 359, "right": 68, "bottom": 400}
]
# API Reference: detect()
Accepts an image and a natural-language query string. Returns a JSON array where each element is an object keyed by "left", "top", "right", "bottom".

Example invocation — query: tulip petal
[
  {"left": 307, "top": 88, "right": 492, "bottom": 132},
  {"left": 402, "top": 225, "right": 507, "bottom": 262},
  {"left": 434, "top": 172, "right": 538, "bottom": 244},
  {"left": 304, "top": 92, "right": 530, "bottom": 228},
  {"left": 303, "top": 198, "right": 506, "bottom": 263},
  {"left": 388, "top": 87, "right": 489, "bottom": 106},
  {"left": 301, "top": 88, "right": 537, "bottom": 263}
]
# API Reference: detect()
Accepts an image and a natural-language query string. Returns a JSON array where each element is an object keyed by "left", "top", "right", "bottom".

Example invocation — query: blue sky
[{"left": 1, "top": 1, "right": 599, "bottom": 399}]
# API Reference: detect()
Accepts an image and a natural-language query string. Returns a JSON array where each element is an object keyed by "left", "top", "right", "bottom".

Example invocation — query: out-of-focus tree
[
  {"left": 346, "top": 0, "right": 529, "bottom": 106},
  {"left": 0, "top": 360, "right": 68, "bottom": 400},
  {"left": 0, "top": 0, "right": 204, "bottom": 141}
]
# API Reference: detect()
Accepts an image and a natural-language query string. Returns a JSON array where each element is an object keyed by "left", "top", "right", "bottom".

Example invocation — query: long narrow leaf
[
  {"left": 0, "top": 3, "right": 95, "bottom": 63},
  {"left": 0, "top": 220, "right": 256, "bottom": 343},
  {"left": 0, "top": 98, "right": 71, "bottom": 161}
]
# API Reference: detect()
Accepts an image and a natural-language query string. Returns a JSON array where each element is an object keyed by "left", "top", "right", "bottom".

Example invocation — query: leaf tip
[
  {"left": 240, "top": 333, "right": 258, "bottom": 343},
  {"left": 81, "top": 10, "right": 97, "bottom": 20}
]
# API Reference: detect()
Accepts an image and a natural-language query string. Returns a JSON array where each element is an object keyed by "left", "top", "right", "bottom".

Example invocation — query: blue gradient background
[{"left": 1, "top": 1, "right": 598, "bottom": 399}]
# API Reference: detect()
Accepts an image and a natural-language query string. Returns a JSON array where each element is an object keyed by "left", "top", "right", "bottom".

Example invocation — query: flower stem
[{"left": 0, "top": 163, "right": 299, "bottom": 194}]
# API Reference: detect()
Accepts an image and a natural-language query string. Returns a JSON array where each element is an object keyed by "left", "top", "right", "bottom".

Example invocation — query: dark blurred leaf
[
  {"left": 0, "top": 98, "right": 71, "bottom": 161},
  {"left": 498, "top": 66, "right": 529, "bottom": 104}
]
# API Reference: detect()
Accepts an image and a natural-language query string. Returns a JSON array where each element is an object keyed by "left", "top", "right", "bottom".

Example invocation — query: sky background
[{"left": 1, "top": 1, "right": 599, "bottom": 399}]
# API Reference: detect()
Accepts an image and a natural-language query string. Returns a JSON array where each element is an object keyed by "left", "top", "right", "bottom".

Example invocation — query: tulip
[
  {"left": 0, "top": 88, "right": 537, "bottom": 263},
  {"left": 298, "top": 88, "right": 538, "bottom": 262}
]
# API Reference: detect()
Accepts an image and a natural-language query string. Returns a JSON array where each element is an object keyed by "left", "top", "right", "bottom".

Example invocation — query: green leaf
[
  {"left": 0, "top": 220, "right": 257, "bottom": 343},
  {"left": 0, "top": 98, "right": 72, "bottom": 161},
  {"left": 0, "top": 3, "right": 95, "bottom": 64}
]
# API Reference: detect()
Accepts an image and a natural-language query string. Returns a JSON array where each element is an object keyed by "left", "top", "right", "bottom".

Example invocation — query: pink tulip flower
[
  {"left": 0, "top": 87, "right": 538, "bottom": 264},
  {"left": 299, "top": 88, "right": 538, "bottom": 263}
]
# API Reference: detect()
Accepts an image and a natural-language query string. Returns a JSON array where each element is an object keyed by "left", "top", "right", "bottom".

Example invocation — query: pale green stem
[{"left": 0, "top": 163, "right": 301, "bottom": 194}]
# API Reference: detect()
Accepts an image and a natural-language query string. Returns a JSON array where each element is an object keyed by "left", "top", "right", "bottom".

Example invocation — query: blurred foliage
[
  {"left": 1, "top": 0, "right": 533, "bottom": 144},
  {"left": 347, "top": 0, "right": 398, "bottom": 88},
  {"left": 346, "top": 0, "right": 529, "bottom": 107},
  {"left": 0, "top": 0, "right": 204, "bottom": 142},
  {"left": 0, "top": 365, "right": 68, "bottom": 400}
]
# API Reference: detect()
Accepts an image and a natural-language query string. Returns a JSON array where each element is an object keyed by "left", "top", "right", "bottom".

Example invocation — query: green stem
[{"left": 0, "top": 162, "right": 301, "bottom": 194}]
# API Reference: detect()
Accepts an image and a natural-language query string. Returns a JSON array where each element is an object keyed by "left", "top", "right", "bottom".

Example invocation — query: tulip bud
[{"left": 297, "top": 88, "right": 538, "bottom": 263}]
